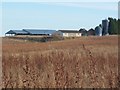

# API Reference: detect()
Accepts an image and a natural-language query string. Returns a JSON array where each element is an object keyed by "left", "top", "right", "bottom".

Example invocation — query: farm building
[
  {"left": 87, "top": 29, "right": 95, "bottom": 36},
  {"left": 95, "top": 26, "right": 102, "bottom": 36},
  {"left": 5, "top": 30, "right": 29, "bottom": 36},
  {"left": 102, "top": 19, "right": 109, "bottom": 35},
  {"left": 79, "top": 29, "right": 87, "bottom": 36},
  {"left": 5, "top": 29, "right": 56, "bottom": 36},
  {"left": 53, "top": 30, "right": 81, "bottom": 37},
  {"left": 23, "top": 29, "right": 56, "bottom": 36}
]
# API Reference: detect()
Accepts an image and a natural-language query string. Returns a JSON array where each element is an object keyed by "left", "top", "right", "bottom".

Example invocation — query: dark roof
[
  {"left": 95, "top": 26, "right": 102, "bottom": 30},
  {"left": 87, "top": 29, "right": 95, "bottom": 35},
  {"left": 59, "top": 30, "right": 79, "bottom": 33},
  {"left": 79, "top": 29, "right": 87, "bottom": 33},
  {"left": 23, "top": 29, "right": 56, "bottom": 35},
  {"left": 88, "top": 29, "right": 95, "bottom": 32},
  {"left": 5, "top": 30, "right": 28, "bottom": 34}
]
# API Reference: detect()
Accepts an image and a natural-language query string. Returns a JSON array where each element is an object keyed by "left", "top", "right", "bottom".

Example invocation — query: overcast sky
[{"left": 1, "top": 0, "right": 119, "bottom": 36}]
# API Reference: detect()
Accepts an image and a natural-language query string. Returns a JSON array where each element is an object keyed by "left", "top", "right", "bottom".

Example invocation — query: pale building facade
[{"left": 53, "top": 30, "right": 81, "bottom": 37}]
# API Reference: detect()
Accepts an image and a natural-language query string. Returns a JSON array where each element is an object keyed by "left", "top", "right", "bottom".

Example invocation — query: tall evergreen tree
[
  {"left": 108, "top": 17, "right": 119, "bottom": 35},
  {"left": 118, "top": 19, "right": 120, "bottom": 34}
]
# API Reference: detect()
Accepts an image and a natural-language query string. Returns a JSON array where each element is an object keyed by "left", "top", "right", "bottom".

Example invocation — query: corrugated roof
[
  {"left": 5, "top": 30, "right": 29, "bottom": 34},
  {"left": 59, "top": 30, "right": 79, "bottom": 33},
  {"left": 23, "top": 29, "right": 56, "bottom": 35}
]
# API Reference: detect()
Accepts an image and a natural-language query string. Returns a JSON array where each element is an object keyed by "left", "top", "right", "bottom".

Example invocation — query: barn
[
  {"left": 5, "top": 30, "right": 29, "bottom": 36},
  {"left": 79, "top": 29, "right": 87, "bottom": 36},
  {"left": 87, "top": 29, "right": 95, "bottom": 36},
  {"left": 5, "top": 29, "right": 56, "bottom": 36},
  {"left": 53, "top": 30, "right": 81, "bottom": 37},
  {"left": 23, "top": 29, "right": 56, "bottom": 36}
]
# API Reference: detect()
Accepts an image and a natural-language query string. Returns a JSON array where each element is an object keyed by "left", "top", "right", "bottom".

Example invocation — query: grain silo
[
  {"left": 95, "top": 26, "right": 102, "bottom": 36},
  {"left": 102, "top": 19, "right": 109, "bottom": 35}
]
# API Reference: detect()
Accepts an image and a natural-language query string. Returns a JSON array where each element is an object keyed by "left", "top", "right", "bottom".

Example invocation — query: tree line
[{"left": 108, "top": 17, "right": 120, "bottom": 35}]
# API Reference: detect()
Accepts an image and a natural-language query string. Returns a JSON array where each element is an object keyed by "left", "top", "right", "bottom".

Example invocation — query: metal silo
[
  {"left": 95, "top": 26, "right": 102, "bottom": 36},
  {"left": 102, "top": 19, "right": 109, "bottom": 35}
]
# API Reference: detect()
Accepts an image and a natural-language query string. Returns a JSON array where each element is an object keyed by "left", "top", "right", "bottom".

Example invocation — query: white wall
[
  {"left": 63, "top": 33, "right": 81, "bottom": 37},
  {"left": 52, "top": 31, "right": 81, "bottom": 37}
]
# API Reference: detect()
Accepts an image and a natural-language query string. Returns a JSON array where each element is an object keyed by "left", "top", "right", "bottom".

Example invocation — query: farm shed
[
  {"left": 79, "top": 29, "right": 87, "bottom": 36},
  {"left": 5, "top": 30, "right": 29, "bottom": 36},
  {"left": 5, "top": 29, "right": 56, "bottom": 36},
  {"left": 53, "top": 30, "right": 81, "bottom": 37},
  {"left": 87, "top": 29, "right": 95, "bottom": 36},
  {"left": 23, "top": 29, "right": 56, "bottom": 36}
]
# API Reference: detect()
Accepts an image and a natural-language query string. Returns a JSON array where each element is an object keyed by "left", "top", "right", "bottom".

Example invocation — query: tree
[
  {"left": 108, "top": 17, "right": 118, "bottom": 35},
  {"left": 118, "top": 19, "right": 120, "bottom": 34}
]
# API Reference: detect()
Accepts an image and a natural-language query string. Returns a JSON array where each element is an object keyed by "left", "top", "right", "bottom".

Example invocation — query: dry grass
[{"left": 2, "top": 36, "right": 118, "bottom": 88}]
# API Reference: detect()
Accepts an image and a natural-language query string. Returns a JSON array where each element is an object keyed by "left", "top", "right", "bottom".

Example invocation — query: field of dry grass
[{"left": 2, "top": 36, "right": 118, "bottom": 88}]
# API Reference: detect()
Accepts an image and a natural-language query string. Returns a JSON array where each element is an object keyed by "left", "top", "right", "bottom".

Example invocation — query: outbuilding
[
  {"left": 87, "top": 29, "right": 95, "bottom": 36},
  {"left": 53, "top": 30, "right": 81, "bottom": 37},
  {"left": 23, "top": 29, "right": 56, "bottom": 36},
  {"left": 5, "top": 29, "right": 56, "bottom": 36},
  {"left": 5, "top": 30, "right": 29, "bottom": 36}
]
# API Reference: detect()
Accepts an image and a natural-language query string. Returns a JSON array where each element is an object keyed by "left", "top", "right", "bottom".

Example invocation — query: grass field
[{"left": 2, "top": 36, "right": 118, "bottom": 88}]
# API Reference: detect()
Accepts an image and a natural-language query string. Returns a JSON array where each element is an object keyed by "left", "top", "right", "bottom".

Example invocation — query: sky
[{"left": 1, "top": 1, "right": 119, "bottom": 36}]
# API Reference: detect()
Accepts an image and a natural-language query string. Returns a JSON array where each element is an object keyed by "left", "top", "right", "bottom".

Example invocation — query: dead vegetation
[{"left": 2, "top": 36, "right": 118, "bottom": 88}]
